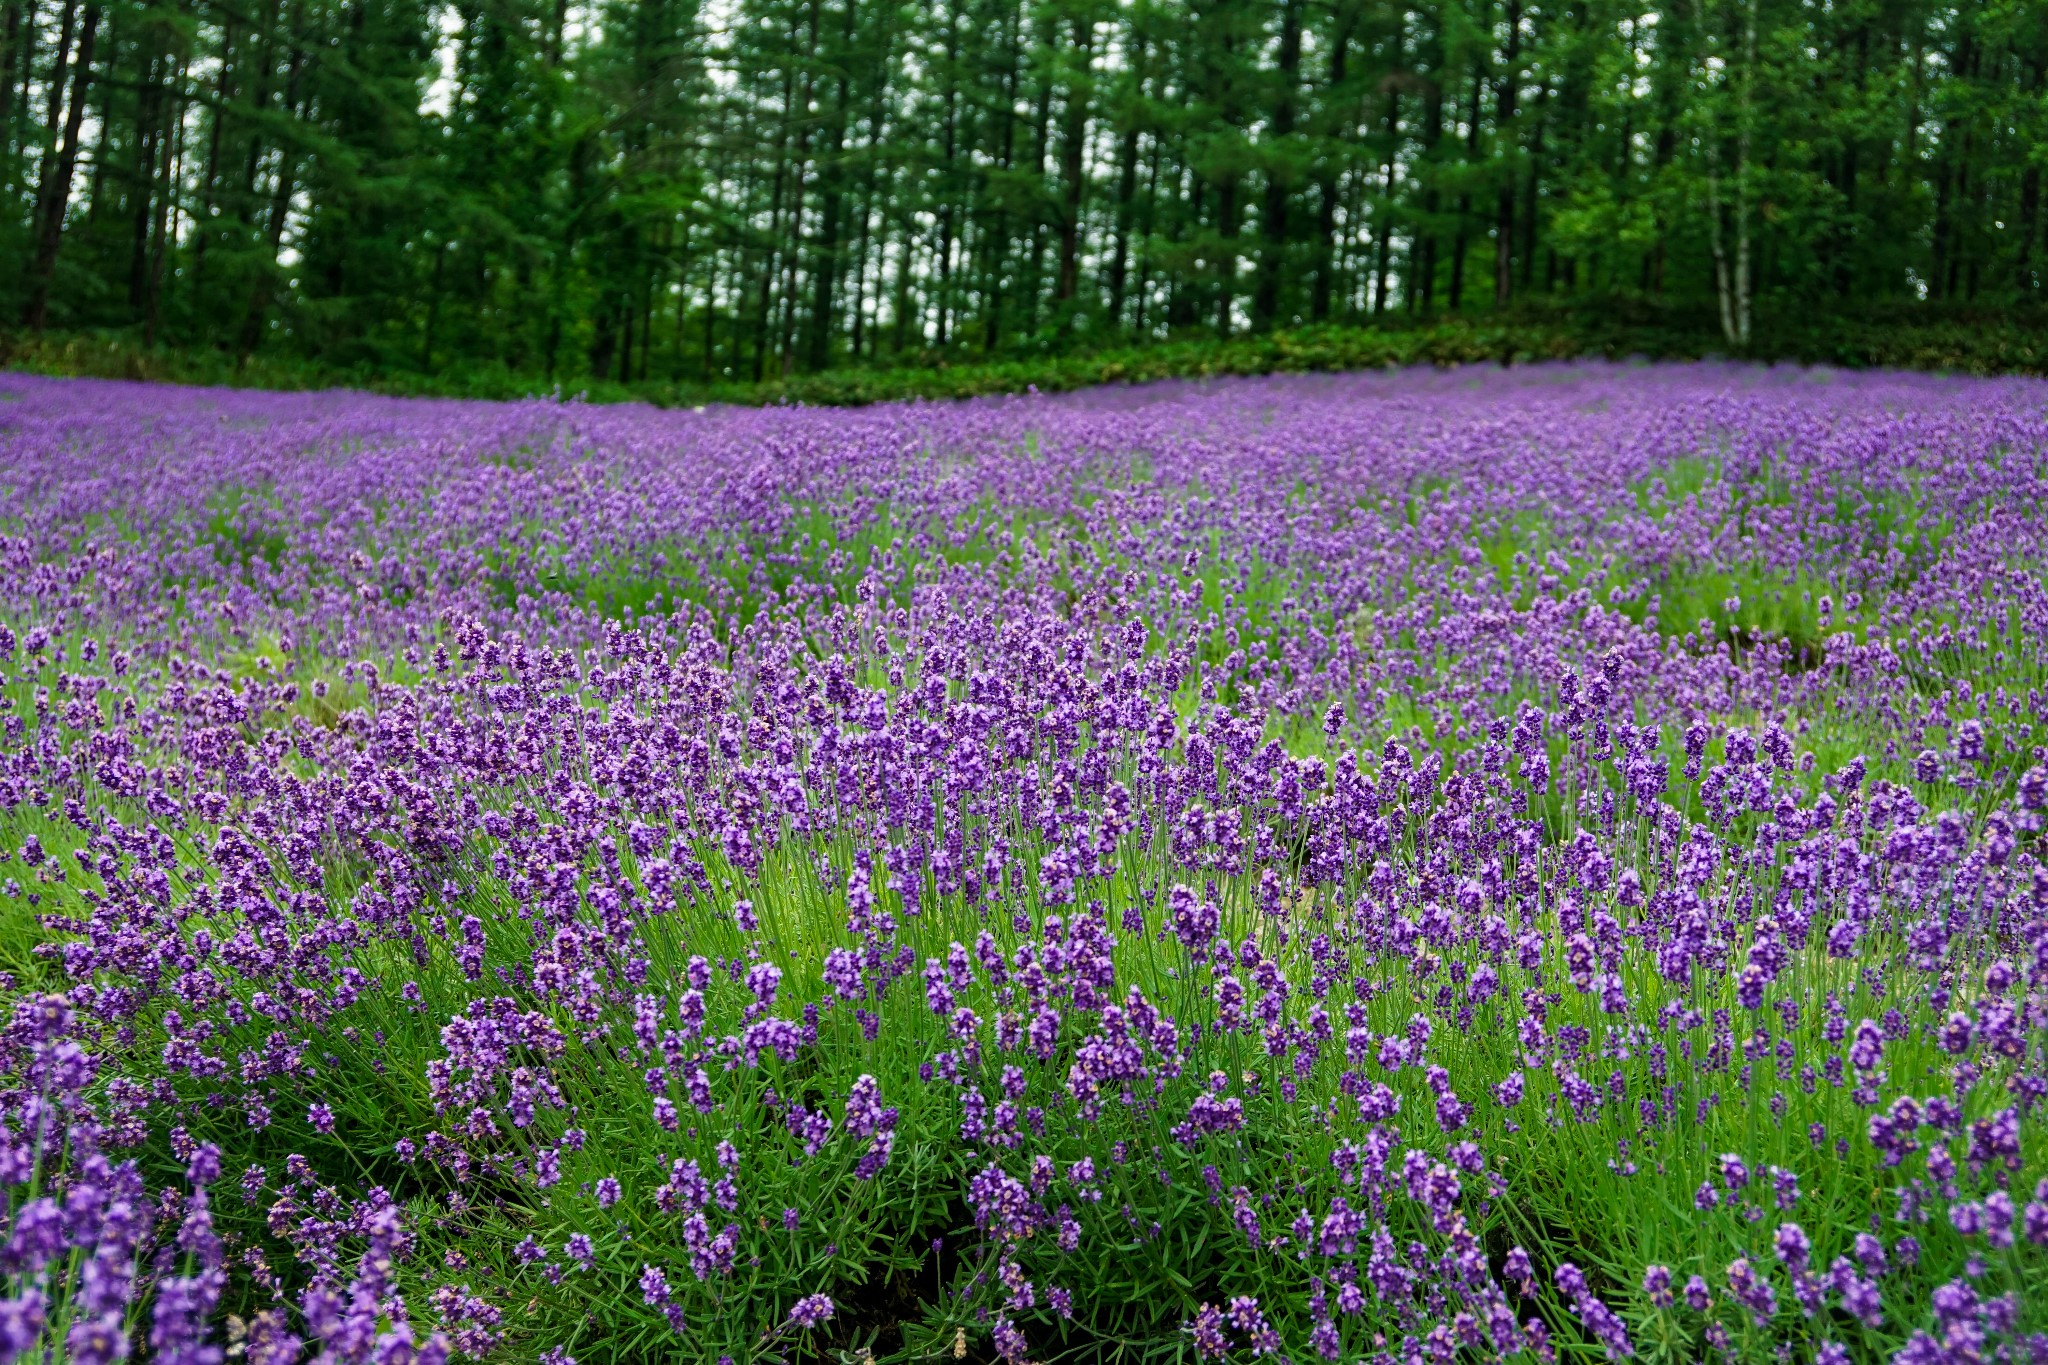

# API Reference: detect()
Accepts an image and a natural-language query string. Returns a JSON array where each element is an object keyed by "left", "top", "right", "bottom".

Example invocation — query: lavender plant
[{"left": 0, "top": 361, "right": 2042, "bottom": 1363}]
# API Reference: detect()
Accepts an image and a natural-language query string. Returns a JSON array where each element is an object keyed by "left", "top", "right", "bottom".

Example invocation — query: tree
[{"left": 5, "top": 0, "right": 2045, "bottom": 377}]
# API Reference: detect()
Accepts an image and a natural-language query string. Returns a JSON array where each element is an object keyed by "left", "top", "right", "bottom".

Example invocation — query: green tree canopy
[{"left": 3, "top": 0, "right": 2044, "bottom": 382}]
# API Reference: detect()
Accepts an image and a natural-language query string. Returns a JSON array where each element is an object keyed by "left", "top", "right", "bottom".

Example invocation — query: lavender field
[{"left": 0, "top": 362, "right": 2043, "bottom": 1364}]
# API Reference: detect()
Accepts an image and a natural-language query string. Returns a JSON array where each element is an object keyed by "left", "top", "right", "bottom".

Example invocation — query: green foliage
[{"left": 11, "top": 302, "right": 2048, "bottom": 411}]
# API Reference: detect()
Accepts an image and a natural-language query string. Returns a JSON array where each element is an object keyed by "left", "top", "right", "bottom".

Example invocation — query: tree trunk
[
  {"left": 145, "top": 55, "right": 187, "bottom": 346},
  {"left": 805, "top": 0, "right": 854, "bottom": 371},
  {"left": 1449, "top": 59, "right": 1482, "bottom": 312},
  {"left": 1372, "top": 133, "right": 1394, "bottom": 314},
  {"left": 238, "top": 0, "right": 304, "bottom": 360},
  {"left": 0, "top": 0, "right": 29, "bottom": 195},
  {"left": 22, "top": 2, "right": 98, "bottom": 331},
  {"left": 38, "top": 0, "right": 76, "bottom": 154},
  {"left": 1216, "top": 173, "right": 1237, "bottom": 335},
  {"left": 1708, "top": 165, "right": 1737, "bottom": 342},
  {"left": 1311, "top": 2, "right": 1356, "bottom": 323},
  {"left": 1133, "top": 137, "right": 1161, "bottom": 333},
  {"left": 1054, "top": 14, "right": 1092, "bottom": 312},
  {"left": 189, "top": 15, "right": 236, "bottom": 317},
  {"left": 890, "top": 231, "right": 913, "bottom": 352},
  {"left": 752, "top": 48, "right": 795, "bottom": 381},
  {"left": 1024, "top": 11, "right": 1054, "bottom": 334},
  {"left": 1106, "top": 111, "right": 1141, "bottom": 329},
  {"left": 932, "top": 2, "right": 958, "bottom": 346},
  {"left": 1732, "top": 0, "right": 1754, "bottom": 342},
  {"left": 980, "top": 1, "right": 1018, "bottom": 351},
  {"left": 1253, "top": 0, "right": 1300, "bottom": 329},
  {"left": 2019, "top": 163, "right": 2040, "bottom": 295},
  {"left": 1494, "top": 0, "right": 1521, "bottom": 307},
  {"left": 1519, "top": 77, "right": 1547, "bottom": 291},
  {"left": 129, "top": 49, "right": 167, "bottom": 316}
]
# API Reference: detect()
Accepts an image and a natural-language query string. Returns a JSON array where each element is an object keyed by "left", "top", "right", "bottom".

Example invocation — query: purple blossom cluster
[{"left": 0, "top": 363, "right": 2044, "bottom": 1360}]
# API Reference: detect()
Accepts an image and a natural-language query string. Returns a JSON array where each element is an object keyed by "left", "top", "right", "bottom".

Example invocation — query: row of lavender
[{"left": 0, "top": 364, "right": 2043, "bottom": 1363}]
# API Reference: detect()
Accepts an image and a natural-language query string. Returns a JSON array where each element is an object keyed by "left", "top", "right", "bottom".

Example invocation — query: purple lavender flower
[
  {"left": 1772, "top": 1222, "right": 1810, "bottom": 1273},
  {"left": 1725, "top": 1258, "right": 1776, "bottom": 1326}
]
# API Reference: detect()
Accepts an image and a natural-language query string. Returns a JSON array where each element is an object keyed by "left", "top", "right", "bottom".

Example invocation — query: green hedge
[{"left": 7, "top": 302, "right": 2047, "bottom": 408}]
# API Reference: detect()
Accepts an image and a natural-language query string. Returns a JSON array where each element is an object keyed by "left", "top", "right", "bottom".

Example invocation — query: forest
[{"left": 1, "top": 0, "right": 2045, "bottom": 390}]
